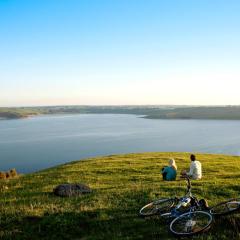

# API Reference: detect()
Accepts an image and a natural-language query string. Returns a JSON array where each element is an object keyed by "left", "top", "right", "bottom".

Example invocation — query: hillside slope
[{"left": 1, "top": 152, "right": 240, "bottom": 239}]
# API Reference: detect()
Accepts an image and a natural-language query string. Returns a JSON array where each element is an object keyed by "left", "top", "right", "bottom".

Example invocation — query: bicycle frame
[{"left": 160, "top": 177, "right": 201, "bottom": 219}]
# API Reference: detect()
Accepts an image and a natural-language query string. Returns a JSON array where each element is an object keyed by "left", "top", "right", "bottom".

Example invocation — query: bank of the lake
[
  {"left": 1, "top": 152, "right": 240, "bottom": 240},
  {"left": 2, "top": 105, "right": 240, "bottom": 120}
]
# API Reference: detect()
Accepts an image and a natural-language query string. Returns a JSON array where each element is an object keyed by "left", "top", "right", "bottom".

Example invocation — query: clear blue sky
[{"left": 1, "top": 0, "right": 240, "bottom": 106}]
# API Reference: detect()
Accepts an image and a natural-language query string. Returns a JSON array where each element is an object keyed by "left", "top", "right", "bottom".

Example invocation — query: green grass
[{"left": 1, "top": 152, "right": 240, "bottom": 239}]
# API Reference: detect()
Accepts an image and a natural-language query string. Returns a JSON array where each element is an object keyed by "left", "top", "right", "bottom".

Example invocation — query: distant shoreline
[{"left": 1, "top": 105, "right": 240, "bottom": 120}]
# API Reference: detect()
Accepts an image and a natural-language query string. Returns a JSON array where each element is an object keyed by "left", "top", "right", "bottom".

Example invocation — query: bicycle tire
[
  {"left": 139, "top": 198, "right": 175, "bottom": 217},
  {"left": 210, "top": 198, "right": 240, "bottom": 217},
  {"left": 169, "top": 211, "right": 213, "bottom": 237}
]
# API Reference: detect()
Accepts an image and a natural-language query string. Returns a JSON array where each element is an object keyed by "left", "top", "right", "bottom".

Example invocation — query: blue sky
[{"left": 1, "top": 0, "right": 240, "bottom": 106}]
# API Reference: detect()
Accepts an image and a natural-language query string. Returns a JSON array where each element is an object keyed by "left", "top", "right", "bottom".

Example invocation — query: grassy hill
[
  {"left": 1, "top": 152, "right": 240, "bottom": 239},
  {"left": 0, "top": 108, "right": 47, "bottom": 119}
]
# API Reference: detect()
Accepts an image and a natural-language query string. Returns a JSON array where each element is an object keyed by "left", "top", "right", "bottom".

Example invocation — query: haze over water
[{"left": 1, "top": 114, "right": 240, "bottom": 173}]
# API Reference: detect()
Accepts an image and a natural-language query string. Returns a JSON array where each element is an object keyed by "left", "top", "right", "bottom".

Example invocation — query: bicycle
[
  {"left": 210, "top": 198, "right": 240, "bottom": 217},
  {"left": 139, "top": 176, "right": 213, "bottom": 237}
]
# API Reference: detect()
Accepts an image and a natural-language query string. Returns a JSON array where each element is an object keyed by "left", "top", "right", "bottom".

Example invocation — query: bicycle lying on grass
[
  {"left": 210, "top": 197, "right": 240, "bottom": 216},
  {"left": 139, "top": 177, "right": 240, "bottom": 237}
]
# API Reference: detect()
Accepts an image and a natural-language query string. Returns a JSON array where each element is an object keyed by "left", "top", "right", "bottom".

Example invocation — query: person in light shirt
[{"left": 181, "top": 154, "right": 202, "bottom": 180}]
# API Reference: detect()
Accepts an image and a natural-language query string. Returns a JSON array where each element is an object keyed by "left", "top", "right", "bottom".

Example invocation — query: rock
[
  {"left": 5, "top": 172, "right": 10, "bottom": 178},
  {"left": 53, "top": 183, "right": 92, "bottom": 197},
  {"left": 0, "top": 169, "right": 18, "bottom": 180},
  {"left": 9, "top": 168, "right": 18, "bottom": 178},
  {"left": 0, "top": 172, "right": 6, "bottom": 179}
]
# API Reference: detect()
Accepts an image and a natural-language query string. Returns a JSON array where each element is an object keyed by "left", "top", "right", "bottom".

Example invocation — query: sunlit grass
[{"left": 0, "top": 152, "right": 240, "bottom": 239}]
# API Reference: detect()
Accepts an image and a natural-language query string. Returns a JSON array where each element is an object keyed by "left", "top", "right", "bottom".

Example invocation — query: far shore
[{"left": 1, "top": 105, "right": 240, "bottom": 120}]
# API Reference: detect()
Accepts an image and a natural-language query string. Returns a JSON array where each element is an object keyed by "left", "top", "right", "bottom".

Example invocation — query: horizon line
[{"left": 1, "top": 104, "right": 240, "bottom": 108}]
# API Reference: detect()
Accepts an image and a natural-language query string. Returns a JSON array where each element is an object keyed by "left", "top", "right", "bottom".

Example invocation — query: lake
[{"left": 1, "top": 114, "right": 240, "bottom": 173}]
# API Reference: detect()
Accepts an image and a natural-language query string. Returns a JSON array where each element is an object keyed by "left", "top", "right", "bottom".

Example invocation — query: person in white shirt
[{"left": 181, "top": 154, "right": 202, "bottom": 180}]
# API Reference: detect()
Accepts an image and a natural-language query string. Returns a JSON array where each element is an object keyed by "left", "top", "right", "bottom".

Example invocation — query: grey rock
[{"left": 53, "top": 183, "right": 92, "bottom": 197}]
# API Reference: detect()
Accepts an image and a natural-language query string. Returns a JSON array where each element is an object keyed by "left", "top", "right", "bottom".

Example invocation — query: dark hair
[{"left": 190, "top": 154, "right": 196, "bottom": 161}]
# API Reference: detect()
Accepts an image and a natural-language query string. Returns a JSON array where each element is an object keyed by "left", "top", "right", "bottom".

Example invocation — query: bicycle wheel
[
  {"left": 169, "top": 211, "right": 213, "bottom": 237},
  {"left": 139, "top": 198, "right": 175, "bottom": 217},
  {"left": 210, "top": 198, "right": 240, "bottom": 217}
]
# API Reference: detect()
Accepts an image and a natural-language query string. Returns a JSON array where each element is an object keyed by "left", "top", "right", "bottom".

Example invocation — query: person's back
[
  {"left": 189, "top": 159, "right": 202, "bottom": 180},
  {"left": 162, "top": 166, "right": 177, "bottom": 181},
  {"left": 180, "top": 154, "right": 202, "bottom": 180}
]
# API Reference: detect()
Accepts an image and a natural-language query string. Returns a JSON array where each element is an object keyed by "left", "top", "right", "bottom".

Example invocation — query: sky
[{"left": 0, "top": 0, "right": 240, "bottom": 106}]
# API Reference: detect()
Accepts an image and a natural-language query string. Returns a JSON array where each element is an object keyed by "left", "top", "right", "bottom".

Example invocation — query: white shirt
[{"left": 187, "top": 160, "right": 202, "bottom": 180}]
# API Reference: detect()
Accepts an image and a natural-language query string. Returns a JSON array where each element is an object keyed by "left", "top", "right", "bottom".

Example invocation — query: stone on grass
[
  {"left": 0, "top": 172, "right": 6, "bottom": 179},
  {"left": 53, "top": 183, "right": 92, "bottom": 197},
  {"left": 5, "top": 172, "right": 10, "bottom": 178},
  {"left": 9, "top": 168, "right": 18, "bottom": 178},
  {"left": 0, "top": 169, "right": 18, "bottom": 180}
]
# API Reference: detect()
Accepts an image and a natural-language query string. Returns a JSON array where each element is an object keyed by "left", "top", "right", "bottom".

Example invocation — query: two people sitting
[{"left": 161, "top": 154, "right": 202, "bottom": 181}]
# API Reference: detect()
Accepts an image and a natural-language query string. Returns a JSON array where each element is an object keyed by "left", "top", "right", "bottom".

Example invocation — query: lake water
[{"left": 1, "top": 114, "right": 240, "bottom": 173}]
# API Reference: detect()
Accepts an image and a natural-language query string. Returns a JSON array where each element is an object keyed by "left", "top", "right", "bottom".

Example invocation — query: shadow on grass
[
  {"left": 1, "top": 211, "right": 171, "bottom": 240},
  {"left": 0, "top": 190, "right": 171, "bottom": 240}
]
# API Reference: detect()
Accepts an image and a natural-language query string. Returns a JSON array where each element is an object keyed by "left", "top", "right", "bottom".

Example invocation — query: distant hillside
[
  {"left": 1, "top": 105, "right": 240, "bottom": 120},
  {"left": 144, "top": 106, "right": 240, "bottom": 120},
  {"left": 1, "top": 152, "right": 240, "bottom": 239},
  {"left": 0, "top": 107, "right": 47, "bottom": 119}
]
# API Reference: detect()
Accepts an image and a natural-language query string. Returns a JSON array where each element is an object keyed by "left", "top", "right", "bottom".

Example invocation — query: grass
[{"left": 0, "top": 152, "right": 240, "bottom": 239}]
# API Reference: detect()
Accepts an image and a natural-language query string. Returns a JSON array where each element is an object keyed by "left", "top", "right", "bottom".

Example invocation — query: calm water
[{"left": 1, "top": 114, "right": 240, "bottom": 173}]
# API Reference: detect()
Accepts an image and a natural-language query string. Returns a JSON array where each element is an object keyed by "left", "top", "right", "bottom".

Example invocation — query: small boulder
[
  {"left": 0, "top": 169, "right": 18, "bottom": 180},
  {"left": 0, "top": 172, "right": 6, "bottom": 179},
  {"left": 53, "top": 183, "right": 92, "bottom": 197},
  {"left": 5, "top": 172, "right": 10, "bottom": 179},
  {"left": 9, "top": 168, "right": 18, "bottom": 178}
]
